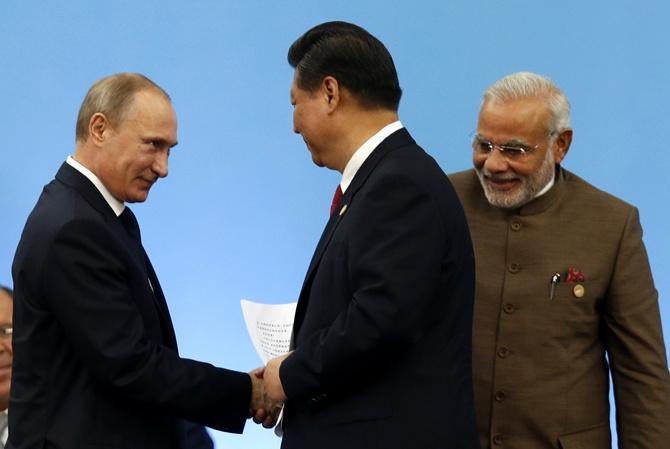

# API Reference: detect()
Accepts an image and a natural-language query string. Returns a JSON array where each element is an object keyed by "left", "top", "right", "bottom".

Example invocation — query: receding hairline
[
  {"left": 75, "top": 73, "right": 171, "bottom": 142},
  {"left": 480, "top": 92, "right": 555, "bottom": 113},
  {"left": 122, "top": 88, "right": 174, "bottom": 117},
  {"left": 481, "top": 71, "right": 571, "bottom": 132}
]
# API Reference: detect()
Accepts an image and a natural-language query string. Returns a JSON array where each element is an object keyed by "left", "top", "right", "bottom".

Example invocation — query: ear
[
  {"left": 88, "top": 113, "right": 110, "bottom": 146},
  {"left": 321, "top": 76, "right": 340, "bottom": 113},
  {"left": 552, "top": 128, "right": 572, "bottom": 164}
]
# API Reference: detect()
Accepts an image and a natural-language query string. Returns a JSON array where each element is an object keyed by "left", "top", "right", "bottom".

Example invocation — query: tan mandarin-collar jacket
[{"left": 450, "top": 167, "right": 670, "bottom": 449}]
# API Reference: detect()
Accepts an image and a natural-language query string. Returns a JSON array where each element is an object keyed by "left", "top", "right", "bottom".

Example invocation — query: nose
[
  {"left": 0, "top": 337, "right": 11, "bottom": 355},
  {"left": 482, "top": 146, "right": 511, "bottom": 173},
  {"left": 152, "top": 150, "right": 169, "bottom": 179}
]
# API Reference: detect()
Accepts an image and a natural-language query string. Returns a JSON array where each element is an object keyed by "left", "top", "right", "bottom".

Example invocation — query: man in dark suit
[
  {"left": 10, "top": 73, "right": 262, "bottom": 449},
  {"left": 260, "top": 22, "right": 480, "bottom": 449},
  {"left": 449, "top": 72, "right": 670, "bottom": 448}
]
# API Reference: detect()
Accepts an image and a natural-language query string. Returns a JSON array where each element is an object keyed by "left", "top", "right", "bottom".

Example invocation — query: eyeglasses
[
  {"left": 0, "top": 324, "right": 12, "bottom": 338},
  {"left": 471, "top": 134, "right": 539, "bottom": 160},
  {"left": 472, "top": 130, "right": 559, "bottom": 160}
]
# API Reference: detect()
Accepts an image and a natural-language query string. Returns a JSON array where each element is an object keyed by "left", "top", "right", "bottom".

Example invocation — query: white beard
[{"left": 476, "top": 148, "right": 555, "bottom": 209}]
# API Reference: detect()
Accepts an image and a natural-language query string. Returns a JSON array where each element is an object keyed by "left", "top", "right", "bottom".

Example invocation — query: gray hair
[{"left": 483, "top": 72, "right": 571, "bottom": 133}]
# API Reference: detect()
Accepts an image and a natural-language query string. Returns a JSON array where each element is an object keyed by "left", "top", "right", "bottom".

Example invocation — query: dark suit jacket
[
  {"left": 279, "top": 129, "right": 480, "bottom": 449},
  {"left": 450, "top": 168, "right": 670, "bottom": 449},
  {"left": 10, "top": 163, "right": 250, "bottom": 449},
  {"left": 184, "top": 422, "right": 214, "bottom": 449}
]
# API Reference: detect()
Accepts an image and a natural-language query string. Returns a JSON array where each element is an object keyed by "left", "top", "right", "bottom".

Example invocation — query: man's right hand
[{"left": 249, "top": 368, "right": 266, "bottom": 420}]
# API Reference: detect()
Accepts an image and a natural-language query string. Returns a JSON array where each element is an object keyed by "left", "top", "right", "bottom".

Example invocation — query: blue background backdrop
[{"left": 1, "top": 1, "right": 668, "bottom": 447}]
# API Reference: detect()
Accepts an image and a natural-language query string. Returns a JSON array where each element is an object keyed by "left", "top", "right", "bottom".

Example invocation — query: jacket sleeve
[
  {"left": 40, "top": 218, "right": 251, "bottom": 433},
  {"left": 603, "top": 207, "right": 670, "bottom": 448}
]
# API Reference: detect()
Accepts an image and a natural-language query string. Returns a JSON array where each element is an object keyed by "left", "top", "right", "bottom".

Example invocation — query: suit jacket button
[
  {"left": 508, "top": 263, "right": 521, "bottom": 273},
  {"left": 510, "top": 222, "right": 522, "bottom": 231},
  {"left": 497, "top": 347, "right": 510, "bottom": 358},
  {"left": 493, "top": 434, "right": 504, "bottom": 445},
  {"left": 503, "top": 303, "right": 516, "bottom": 314},
  {"left": 494, "top": 390, "right": 506, "bottom": 402}
]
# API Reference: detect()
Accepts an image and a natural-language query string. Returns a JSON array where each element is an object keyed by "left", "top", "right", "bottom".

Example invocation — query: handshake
[{"left": 248, "top": 352, "right": 291, "bottom": 428}]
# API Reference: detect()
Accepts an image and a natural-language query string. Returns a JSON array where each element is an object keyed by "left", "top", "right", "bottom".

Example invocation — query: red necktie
[{"left": 330, "top": 185, "right": 343, "bottom": 216}]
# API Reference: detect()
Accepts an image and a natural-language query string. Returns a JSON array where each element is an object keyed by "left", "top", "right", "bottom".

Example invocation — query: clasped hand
[{"left": 248, "top": 352, "right": 291, "bottom": 428}]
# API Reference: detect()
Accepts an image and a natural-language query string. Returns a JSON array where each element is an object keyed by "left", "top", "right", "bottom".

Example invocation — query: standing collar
[
  {"left": 534, "top": 169, "right": 555, "bottom": 198},
  {"left": 517, "top": 165, "right": 565, "bottom": 216},
  {"left": 340, "top": 120, "right": 403, "bottom": 193},
  {"left": 66, "top": 156, "right": 125, "bottom": 217}
]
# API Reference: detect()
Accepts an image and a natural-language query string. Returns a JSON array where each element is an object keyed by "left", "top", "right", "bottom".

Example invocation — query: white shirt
[
  {"left": 66, "top": 156, "right": 125, "bottom": 216},
  {"left": 340, "top": 121, "right": 403, "bottom": 193},
  {"left": 1, "top": 409, "right": 7, "bottom": 445}
]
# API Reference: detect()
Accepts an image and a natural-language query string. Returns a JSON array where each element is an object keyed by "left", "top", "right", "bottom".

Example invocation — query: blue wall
[{"left": 1, "top": 1, "right": 668, "bottom": 447}]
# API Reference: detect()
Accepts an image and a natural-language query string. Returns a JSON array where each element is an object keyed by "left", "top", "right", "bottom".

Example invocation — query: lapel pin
[
  {"left": 573, "top": 284, "right": 585, "bottom": 298},
  {"left": 339, "top": 204, "right": 348, "bottom": 216}
]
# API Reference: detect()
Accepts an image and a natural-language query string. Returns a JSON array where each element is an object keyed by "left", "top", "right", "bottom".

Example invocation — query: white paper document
[
  {"left": 240, "top": 299, "right": 297, "bottom": 364},
  {"left": 241, "top": 299, "right": 297, "bottom": 438}
]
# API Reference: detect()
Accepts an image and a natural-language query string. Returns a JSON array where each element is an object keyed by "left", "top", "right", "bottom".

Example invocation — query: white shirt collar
[
  {"left": 340, "top": 121, "right": 403, "bottom": 193},
  {"left": 533, "top": 169, "right": 556, "bottom": 199},
  {"left": 66, "top": 156, "right": 125, "bottom": 217},
  {"left": 1, "top": 408, "right": 7, "bottom": 445}
]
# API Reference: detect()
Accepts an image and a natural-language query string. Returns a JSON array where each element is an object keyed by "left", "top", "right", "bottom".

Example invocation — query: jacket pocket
[{"left": 558, "top": 423, "right": 611, "bottom": 449}]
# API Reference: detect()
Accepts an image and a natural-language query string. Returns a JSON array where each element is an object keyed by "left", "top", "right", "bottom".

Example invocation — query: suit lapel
[
  {"left": 56, "top": 164, "right": 145, "bottom": 269},
  {"left": 55, "top": 163, "right": 178, "bottom": 349},
  {"left": 144, "top": 251, "right": 179, "bottom": 349},
  {"left": 56, "top": 163, "right": 117, "bottom": 219},
  {"left": 301, "top": 128, "right": 415, "bottom": 288},
  {"left": 302, "top": 208, "right": 344, "bottom": 287},
  {"left": 292, "top": 129, "right": 416, "bottom": 337}
]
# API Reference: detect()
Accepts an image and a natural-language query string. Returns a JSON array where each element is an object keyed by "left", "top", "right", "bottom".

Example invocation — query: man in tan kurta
[{"left": 450, "top": 72, "right": 670, "bottom": 449}]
